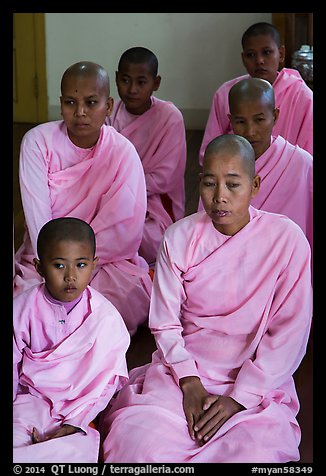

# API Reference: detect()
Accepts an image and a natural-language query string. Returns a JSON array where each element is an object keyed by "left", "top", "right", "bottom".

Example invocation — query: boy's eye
[
  {"left": 77, "top": 262, "right": 87, "bottom": 268},
  {"left": 54, "top": 263, "right": 64, "bottom": 269}
]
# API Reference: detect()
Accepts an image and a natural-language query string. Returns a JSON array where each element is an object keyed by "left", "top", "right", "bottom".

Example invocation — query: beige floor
[{"left": 13, "top": 123, "right": 313, "bottom": 463}]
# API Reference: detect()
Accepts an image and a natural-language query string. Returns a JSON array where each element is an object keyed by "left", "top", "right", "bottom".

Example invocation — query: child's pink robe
[
  {"left": 100, "top": 208, "right": 312, "bottom": 463},
  {"left": 13, "top": 284, "right": 130, "bottom": 463},
  {"left": 199, "top": 67, "right": 313, "bottom": 164},
  {"left": 13, "top": 121, "right": 152, "bottom": 335},
  {"left": 107, "top": 96, "right": 187, "bottom": 266},
  {"left": 198, "top": 136, "right": 313, "bottom": 255}
]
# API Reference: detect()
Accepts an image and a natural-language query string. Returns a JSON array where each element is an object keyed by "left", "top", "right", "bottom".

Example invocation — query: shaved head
[
  {"left": 242, "top": 22, "right": 281, "bottom": 48},
  {"left": 37, "top": 217, "right": 96, "bottom": 260},
  {"left": 204, "top": 134, "right": 256, "bottom": 179},
  {"left": 61, "top": 61, "right": 110, "bottom": 97},
  {"left": 229, "top": 77, "right": 275, "bottom": 113},
  {"left": 118, "top": 46, "right": 158, "bottom": 77}
]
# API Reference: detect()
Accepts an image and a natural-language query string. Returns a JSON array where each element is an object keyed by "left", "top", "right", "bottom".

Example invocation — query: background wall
[{"left": 45, "top": 12, "right": 272, "bottom": 128}]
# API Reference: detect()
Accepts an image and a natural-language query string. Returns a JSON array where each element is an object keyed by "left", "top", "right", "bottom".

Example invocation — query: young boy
[
  {"left": 107, "top": 47, "right": 187, "bottom": 268},
  {"left": 199, "top": 22, "right": 313, "bottom": 164},
  {"left": 13, "top": 217, "right": 130, "bottom": 463},
  {"left": 227, "top": 77, "right": 313, "bottom": 254},
  {"left": 100, "top": 135, "right": 312, "bottom": 463},
  {"left": 13, "top": 61, "right": 152, "bottom": 335}
]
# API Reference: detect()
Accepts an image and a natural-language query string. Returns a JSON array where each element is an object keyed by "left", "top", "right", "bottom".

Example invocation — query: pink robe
[
  {"left": 13, "top": 284, "right": 130, "bottom": 463},
  {"left": 251, "top": 136, "right": 313, "bottom": 253},
  {"left": 198, "top": 135, "right": 313, "bottom": 256},
  {"left": 199, "top": 68, "right": 313, "bottom": 164},
  {"left": 100, "top": 208, "right": 312, "bottom": 463},
  {"left": 107, "top": 96, "right": 187, "bottom": 266},
  {"left": 13, "top": 121, "right": 152, "bottom": 335}
]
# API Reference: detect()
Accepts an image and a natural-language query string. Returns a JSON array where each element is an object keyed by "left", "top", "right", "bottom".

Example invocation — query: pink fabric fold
[
  {"left": 107, "top": 96, "right": 187, "bottom": 265},
  {"left": 251, "top": 135, "right": 313, "bottom": 252}
]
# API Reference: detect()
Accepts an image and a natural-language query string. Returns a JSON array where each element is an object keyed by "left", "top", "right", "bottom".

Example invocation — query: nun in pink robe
[
  {"left": 199, "top": 68, "right": 313, "bottom": 164},
  {"left": 107, "top": 96, "right": 186, "bottom": 267},
  {"left": 100, "top": 136, "right": 312, "bottom": 463},
  {"left": 13, "top": 284, "right": 130, "bottom": 463},
  {"left": 13, "top": 122, "right": 152, "bottom": 335},
  {"left": 100, "top": 209, "right": 312, "bottom": 463}
]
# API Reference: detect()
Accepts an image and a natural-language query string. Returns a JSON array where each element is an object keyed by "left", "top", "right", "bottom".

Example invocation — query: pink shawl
[
  {"left": 108, "top": 97, "right": 186, "bottom": 264},
  {"left": 251, "top": 135, "right": 313, "bottom": 251}
]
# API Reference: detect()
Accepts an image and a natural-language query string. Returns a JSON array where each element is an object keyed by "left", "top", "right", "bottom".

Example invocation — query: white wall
[{"left": 45, "top": 12, "right": 272, "bottom": 128}]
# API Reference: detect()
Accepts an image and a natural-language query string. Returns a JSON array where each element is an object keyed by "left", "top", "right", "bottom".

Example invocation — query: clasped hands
[{"left": 179, "top": 376, "right": 244, "bottom": 446}]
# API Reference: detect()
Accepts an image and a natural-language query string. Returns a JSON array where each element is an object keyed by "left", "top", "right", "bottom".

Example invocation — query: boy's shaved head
[
  {"left": 242, "top": 22, "right": 281, "bottom": 48},
  {"left": 37, "top": 217, "right": 96, "bottom": 260},
  {"left": 118, "top": 47, "right": 158, "bottom": 77}
]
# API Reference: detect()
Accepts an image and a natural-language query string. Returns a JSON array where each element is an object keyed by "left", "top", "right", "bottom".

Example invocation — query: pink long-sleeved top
[
  {"left": 100, "top": 207, "right": 312, "bottom": 463},
  {"left": 13, "top": 284, "right": 130, "bottom": 463},
  {"left": 199, "top": 68, "right": 313, "bottom": 164},
  {"left": 13, "top": 121, "right": 152, "bottom": 335},
  {"left": 107, "top": 96, "right": 187, "bottom": 266}
]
